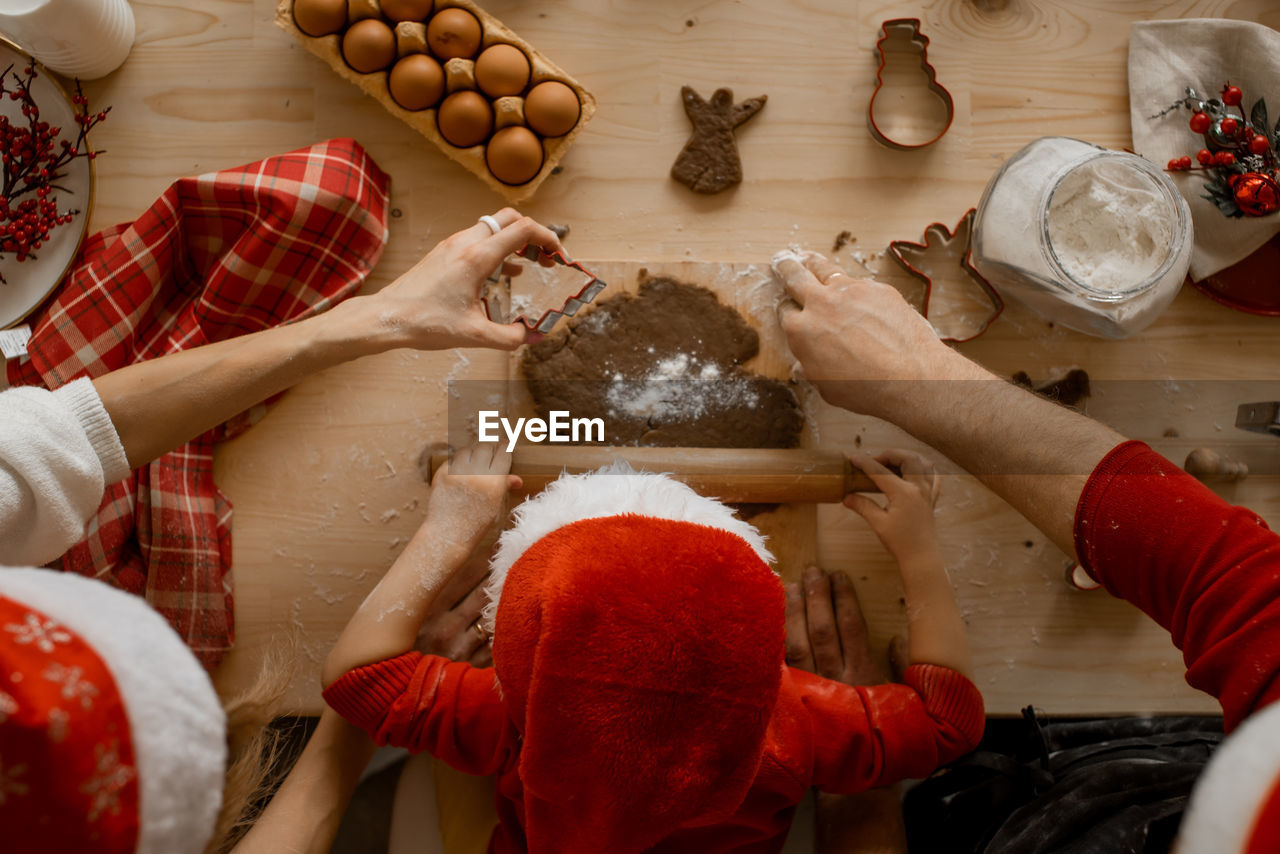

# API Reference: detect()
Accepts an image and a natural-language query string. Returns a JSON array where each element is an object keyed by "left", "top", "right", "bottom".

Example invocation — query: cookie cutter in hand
[
  {"left": 482, "top": 246, "right": 608, "bottom": 334},
  {"left": 867, "top": 18, "right": 955, "bottom": 150},
  {"left": 888, "top": 209, "right": 1003, "bottom": 344}
]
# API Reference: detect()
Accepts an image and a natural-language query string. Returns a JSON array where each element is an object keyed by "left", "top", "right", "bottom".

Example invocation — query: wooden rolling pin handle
[{"left": 424, "top": 447, "right": 881, "bottom": 502}]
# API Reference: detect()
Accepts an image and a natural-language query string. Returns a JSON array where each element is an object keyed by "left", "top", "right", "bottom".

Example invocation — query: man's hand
[
  {"left": 771, "top": 250, "right": 978, "bottom": 419},
  {"left": 363, "top": 207, "right": 565, "bottom": 352}
]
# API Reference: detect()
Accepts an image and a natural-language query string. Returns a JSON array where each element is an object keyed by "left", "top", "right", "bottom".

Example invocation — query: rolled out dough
[{"left": 522, "top": 276, "right": 803, "bottom": 448}]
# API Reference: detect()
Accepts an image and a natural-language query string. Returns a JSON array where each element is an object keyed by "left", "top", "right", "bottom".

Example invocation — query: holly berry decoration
[
  {"left": 1157, "top": 81, "right": 1279, "bottom": 218},
  {"left": 0, "top": 63, "right": 108, "bottom": 281}
]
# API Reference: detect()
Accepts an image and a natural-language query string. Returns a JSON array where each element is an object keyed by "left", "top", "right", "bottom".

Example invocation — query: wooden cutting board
[{"left": 213, "top": 260, "right": 1274, "bottom": 716}]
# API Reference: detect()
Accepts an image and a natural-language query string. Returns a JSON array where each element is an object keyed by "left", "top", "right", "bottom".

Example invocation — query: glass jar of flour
[{"left": 971, "top": 137, "right": 1192, "bottom": 339}]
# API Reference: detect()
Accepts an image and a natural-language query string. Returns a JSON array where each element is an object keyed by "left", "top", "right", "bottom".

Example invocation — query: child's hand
[
  {"left": 428, "top": 443, "right": 523, "bottom": 530},
  {"left": 843, "top": 450, "right": 941, "bottom": 562}
]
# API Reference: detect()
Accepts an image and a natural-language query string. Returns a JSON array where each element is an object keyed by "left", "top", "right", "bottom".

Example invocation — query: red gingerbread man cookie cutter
[{"left": 888, "top": 209, "right": 1004, "bottom": 343}]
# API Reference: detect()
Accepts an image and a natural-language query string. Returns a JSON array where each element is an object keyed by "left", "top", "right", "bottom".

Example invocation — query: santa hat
[
  {"left": 0, "top": 568, "right": 226, "bottom": 854},
  {"left": 483, "top": 464, "right": 785, "bottom": 853},
  {"left": 1177, "top": 699, "right": 1280, "bottom": 853}
]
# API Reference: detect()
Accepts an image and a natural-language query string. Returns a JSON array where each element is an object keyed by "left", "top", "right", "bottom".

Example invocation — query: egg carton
[{"left": 274, "top": 0, "right": 596, "bottom": 202}]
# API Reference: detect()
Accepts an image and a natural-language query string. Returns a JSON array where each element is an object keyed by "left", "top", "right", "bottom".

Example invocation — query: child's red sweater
[
  {"left": 325, "top": 653, "right": 982, "bottom": 852},
  {"left": 1074, "top": 440, "right": 1280, "bottom": 730}
]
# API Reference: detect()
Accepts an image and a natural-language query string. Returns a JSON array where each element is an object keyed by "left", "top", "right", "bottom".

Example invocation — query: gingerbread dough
[
  {"left": 670, "top": 86, "right": 767, "bottom": 194},
  {"left": 522, "top": 277, "right": 802, "bottom": 448}
]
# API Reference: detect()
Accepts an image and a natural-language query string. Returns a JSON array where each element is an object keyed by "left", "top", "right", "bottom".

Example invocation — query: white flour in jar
[{"left": 1045, "top": 157, "right": 1175, "bottom": 292}]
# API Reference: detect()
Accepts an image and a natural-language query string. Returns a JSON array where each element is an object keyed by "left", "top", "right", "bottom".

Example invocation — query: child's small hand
[
  {"left": 843, "top": 450, "right": 941, "bottom": 562},
  {"left": 428, "top": 443, "right": 523, "bottom": 528}
]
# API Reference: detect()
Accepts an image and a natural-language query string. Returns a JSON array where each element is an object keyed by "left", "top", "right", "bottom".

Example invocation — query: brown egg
[
  {"left": 486, "top": 126, "right": 544, "bottom": 185},
  {"left": 380, "top": 0, "right": 433, "bottom": 22},
  {"left": 427, "top": 7, "right": 482, "bottom": 60},
  {"left": 389, "top": 54, "right": 445, "bottom": 111},
  {"left": 437, "top": 90, "right": 493, "bottom": 147},
  {"left": 342, "top": 19, "right": 396, "bottom": 73},
  {"left": 474, "top": 44, "right": 530, "bottom": 97},
  {"left": 293, "top": 0, "right": 347, "bottom": 36},
  {"left": 524, "top": 81, "right": 580, "bottom": 137}
]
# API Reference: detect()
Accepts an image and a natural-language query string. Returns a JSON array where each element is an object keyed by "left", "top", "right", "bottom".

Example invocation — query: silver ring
[{"left": 478, "top": 214, "right": 502, "bottom": 235}]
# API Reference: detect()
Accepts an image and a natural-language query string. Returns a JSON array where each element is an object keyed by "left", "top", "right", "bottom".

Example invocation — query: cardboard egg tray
[{"left": 274, "top": 0, "right": 596, "bottom": 202}]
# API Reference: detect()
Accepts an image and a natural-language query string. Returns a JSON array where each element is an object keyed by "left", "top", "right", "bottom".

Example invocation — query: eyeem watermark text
[{"left": 478, "top": 410, "right": 604, "bottom": 452}]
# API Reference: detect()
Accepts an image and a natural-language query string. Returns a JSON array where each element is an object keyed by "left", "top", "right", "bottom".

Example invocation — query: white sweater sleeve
[{"left": 0, "top": 378, "right": 130, "bottom": 566}]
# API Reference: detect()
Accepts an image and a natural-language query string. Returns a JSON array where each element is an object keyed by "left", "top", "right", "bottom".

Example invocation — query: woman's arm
[
  {"left": 229, "top": 709, "right": 375, "bottom": 854},
  {"left": 322, "top": 445, "right": 518, "bottom": 688},
  {"left": 96, "top": 210, "right": 563, "bottom": 469}
]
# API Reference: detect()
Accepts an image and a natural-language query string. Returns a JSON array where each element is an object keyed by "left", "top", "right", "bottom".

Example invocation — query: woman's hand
[
  {"left": 785, "top": 565, "right": 889, "bottom": 685},
  {"left": 843, "top": 450, "right": 942, "bottom": 564},
  {"left": 364, "top": 208, "right": 566, "bottom": 351}
]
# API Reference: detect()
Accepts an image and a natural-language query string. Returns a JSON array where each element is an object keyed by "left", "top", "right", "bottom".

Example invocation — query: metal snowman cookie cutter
[
  {"left": 482, "top": 246, "right": 607, "bottom": 334},
  {"left": 867, "top": 18, "right": 955, "bottom": 150}
]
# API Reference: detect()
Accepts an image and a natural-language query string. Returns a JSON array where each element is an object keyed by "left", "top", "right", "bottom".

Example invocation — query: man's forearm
[
  {"left": 92, "top": 296, "right": 390, "bottom": 470},
  {"left": 880, "top": 355, "right": 1123, "bottom": 557}
]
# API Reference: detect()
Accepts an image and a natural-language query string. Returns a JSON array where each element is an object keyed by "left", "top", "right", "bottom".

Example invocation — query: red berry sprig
[
  {"left": 0, "top": 63, "right": 108, "bottom": 279},
  {"left": 1157, "top": 81, "right": 1279, "bottom": 217}
]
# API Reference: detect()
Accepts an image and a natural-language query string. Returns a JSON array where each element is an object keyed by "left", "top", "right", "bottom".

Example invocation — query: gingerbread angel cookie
[{"left": 671, "top": 86, "right": 767, "bottom": 194}]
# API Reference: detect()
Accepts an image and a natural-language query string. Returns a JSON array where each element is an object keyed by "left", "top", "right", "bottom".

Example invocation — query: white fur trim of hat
[
  {"left": 0, "top": 567, "right": 226, "bottom": 854},
  {"left": 480, "top": 462, "right": 773, "bottom": 636}
]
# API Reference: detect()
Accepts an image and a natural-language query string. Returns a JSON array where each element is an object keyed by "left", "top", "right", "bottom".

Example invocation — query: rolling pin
[{"left": 423, "top": 447, "right": 880, "bottom": 502}]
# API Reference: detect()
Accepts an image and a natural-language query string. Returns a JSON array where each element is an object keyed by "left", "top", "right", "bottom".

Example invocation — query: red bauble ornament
[
  {"left": 1221, "top": 117, "right": 1240, "bottom": 136},
  {"left": 1232, "top": 172, "right": 1280, "bottom": 216},
  {"left": 1197, "top": 148, "right": 1214, "bottom": 165},
  {"left": 1222, "top": 85, "right": 1244, "bottom": 106},
  {"left": 1249, "top": 135, "right": 1272, "bottom": 156},
  {"left": 1190, "top": 112, "right": 1212, "bottom": 133}
]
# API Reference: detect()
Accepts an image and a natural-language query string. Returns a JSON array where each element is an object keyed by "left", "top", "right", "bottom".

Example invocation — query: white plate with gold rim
[{"left": 0, "top": 37, "right": 93, "bottom": 329}]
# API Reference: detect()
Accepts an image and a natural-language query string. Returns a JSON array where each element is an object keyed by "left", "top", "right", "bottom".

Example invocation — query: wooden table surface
[{"left": 73, "top": 0, "right": 1280, "bottom": 714}]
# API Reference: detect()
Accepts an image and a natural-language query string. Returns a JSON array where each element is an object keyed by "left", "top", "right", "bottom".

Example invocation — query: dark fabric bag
[{"left": 904, "top": 708, "right": 1224, "bottom": 854}]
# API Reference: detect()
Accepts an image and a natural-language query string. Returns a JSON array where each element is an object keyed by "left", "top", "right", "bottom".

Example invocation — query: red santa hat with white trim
[
  {"left": 480, "top": 463, "right": 786, "bottom": 853},
  {"left": 0, "top": 567, "right": 226, "bottom": 854},
  {"left": 1176, "top": 698, "right": 1280, "bottom": 853}
]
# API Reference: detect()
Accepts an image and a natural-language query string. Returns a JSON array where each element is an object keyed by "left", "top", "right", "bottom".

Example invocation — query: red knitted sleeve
[
  {"left": 1075, "top": 440, "right": 1280, "bottom": 730},
  {"left": 799, "top": 663, "right": 985, "bottom": 793},
  {"left": 322, "top": 651, "right": 516, "bottom": 775}
]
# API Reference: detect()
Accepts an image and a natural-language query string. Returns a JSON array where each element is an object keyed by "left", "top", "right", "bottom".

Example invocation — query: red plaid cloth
[{"left": 6, "top": 137, "right": 390, "bottom": 668}]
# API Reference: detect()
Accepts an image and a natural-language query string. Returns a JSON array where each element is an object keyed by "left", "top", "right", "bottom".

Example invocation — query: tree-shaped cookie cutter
[
  {"left": 482, "top": 245, "right": 608, "bottom": 334},
  {"left": 868, "top": 18, "right": 955, "bottom": 150},
  {"left": 888, "top": 209, "right": 1004, "bottom": 343}
]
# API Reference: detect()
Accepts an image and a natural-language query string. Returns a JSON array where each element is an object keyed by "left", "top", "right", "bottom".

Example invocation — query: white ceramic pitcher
[{"left": 0, "top": 0, "right": 135, "bottom": 79}]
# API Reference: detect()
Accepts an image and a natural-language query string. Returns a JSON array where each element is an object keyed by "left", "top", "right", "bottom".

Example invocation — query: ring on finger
[
  {"left": 472, "top": 621, "right": 489, "bottom": 642},
  {"left": 478, "top": 214, "right": 503, "bottom": 235}
]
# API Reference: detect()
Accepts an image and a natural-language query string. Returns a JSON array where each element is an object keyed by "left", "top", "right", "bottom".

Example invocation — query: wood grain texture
[{"left": 74, "top": 0, "right": 1279, "bottom": 714}]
